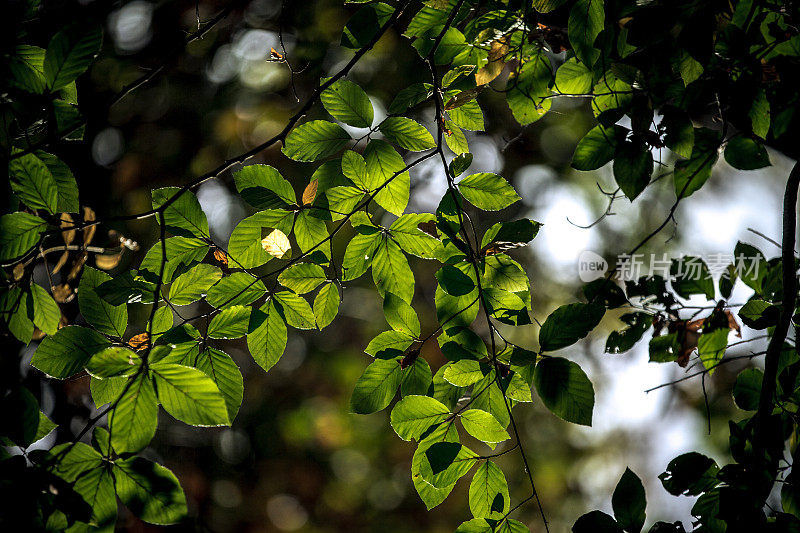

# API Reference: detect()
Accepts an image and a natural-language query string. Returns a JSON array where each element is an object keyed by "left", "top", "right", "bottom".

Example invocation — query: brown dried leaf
[
  {"left": 82, "top": 207, "right": 96, "bottom": 246},
  {"left": 475, "top": 38, "right": 509, "bottom": 85},
  {"left": 213, "top": 249, "right": 229, "bottom": 267},
  {"left": 302, "top": 179, "right": 318, "bottom": 205},
  {"left": 269, "top": 47, "right": 284, "bottom": 61},
  {"left": 60, "top": 213, "right": 75, "bottom": 246},
  {"left": 444, "top": 87, "right": 484, "bottom": 111},
  {"left": 95, "top": 249, "right": 123, "bottom": 270},
  {"left": 67, "top": 251, "right": 87, "bottom": 281},
  {"left": 129, "top": 333, "right": 149, "bottom": 351},
  {"left": 12, "top": 263, "right": 24, "bottom": 281},
  {"left": 52, "top": 284, "right": 75, "bottom": 304}
]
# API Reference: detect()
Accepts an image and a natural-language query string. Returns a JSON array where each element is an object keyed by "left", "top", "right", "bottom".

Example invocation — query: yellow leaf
[
  {"left": 475, "top": 38, "right": 509, "bottom": 85},
  {"left": 261, "top": 229, "right": 291, "bottom": 259},
  {"left": 302, "top": 179, "right": 318, "bottom": 205}
]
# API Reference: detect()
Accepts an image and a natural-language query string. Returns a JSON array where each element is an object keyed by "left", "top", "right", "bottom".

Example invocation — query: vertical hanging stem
[{"left": 754, "top": 161, "right": 800, "bottom": 454}]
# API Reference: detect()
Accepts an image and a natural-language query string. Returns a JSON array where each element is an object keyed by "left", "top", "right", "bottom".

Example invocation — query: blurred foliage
[{"left": 2, "top": 1, "right": 800, "bottom": 532}]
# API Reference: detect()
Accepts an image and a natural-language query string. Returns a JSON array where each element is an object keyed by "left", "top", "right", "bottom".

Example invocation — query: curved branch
[{"left": 753, "top": 161, "right": 800, "bottom": 453}]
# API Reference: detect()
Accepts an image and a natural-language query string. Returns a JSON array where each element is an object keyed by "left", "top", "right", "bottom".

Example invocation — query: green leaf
[
  {"left": 8, "top": 45, "right": 46, "bottom": 94},
  {"left": 321, "top": 79, "right": 373, "bottom": 127},
  {"left": 458, "top": 173, "right": 520, "bottom": 211},
  {"left": 659, "top": 452, "right": 718, "bottom": 496},
  {"left": 534, "top": 357, "right": 595, "bottom": 425},
  {"left": 34, "top": 411, "right": 57, "bottom": 443},
  {"left": 372, "top": 236, "right": 415, "bottom": 303},
  {"left": 91, "top": 376, "right": 127, "bottom": 407},
  {"left": 673, "top": 128, "right": 720, "bottom": 198},
  {"left": 539, "top": 302, "right": 604, "bottom": 352},
  {"left": 738, "top": 299, "right": 780, "bottom": 329},
  {"left": 58, "top": 331, "right": 104, "bottom": 381},
  {"left": 151, "top": 362, "right": 230, "bottom": 426},
  {"left": 326, "top": 185, "right": 364, "bottom": 216},
  {"left": 114, "top": 457, "right": 187, "bottom": 525},
  {"left": 233, "top": 165, "right": 296, "bottom": 209},
  {"left": 554, "top": 57, "right": 592, "bottom": 94},
  {"left": 401, "top": 357, "right": 433, "bottom": 396},
  {"left": 0, "top": 212, "right": 48, "bottom": 262},
  {"left": 151, "top": 187, "right": 210, "bottom": 239},
  {"left": 733, "top": 368, "right": 762, "bottom": 411},
  {"left": 282, "top": 120, "right": 350, "bottom": 162},
  {"left": 460, "top": 409, "right": 509, "bottom": 446},
  {"left": 383, "top": 293, "right": 421, "bottom": 337},
  {"left": 43, "top": 24, "right": 103, "bottom": 91},
  {"left": 670, "top": 256, "right": 715, "bottom": 300},
  {"left": 294, "top": 207, "right": 331, "bottom": 258},
  {"left": 78, "top": 267, "right": 128, "bottom": 337},
  {"left": 278, "top": 263, "right": 327, "bottom": 294},
  {"left": 364, "top": 139, "right": 410, "bottom": 216},
  {"left": 313, "top": 282, "right": 340, "bottom": 329},
  {"left": 206, "top": 272, "right": 267, "bottom": 308},
  {"left": 411, "top": 422, "right": 459, "bottom": 509},
  {"left": 273, "top": 291, "right": 316, "bottom": 329},
  {"left": 612, "top": 468, "right": 646, "bottom": 533},
  {"left": 9, "top": 152, "right": 58, "bottom": 213},
  {"left": 350, "top": 358, "right": 402, "bottom": 414},
  {"left": 85, "top": 347, "right": 141, "bottom": 378},
  {"left": 662, "top": 111, "right": 694, "bottom": 159},
  {"left": 380, "top": 117, "right": 436, "bottom": 151},
  {"left": 750, "top": 88, "right": 770, "bottom": 139},
  {"left": 605, "top": 312, "right": 651, "bottom": 354},
  {"left": 724, "top": 136, "right": 770, "bottom": 170},
  {"left": 455, "top": 518, "right": 493, "bottom": 533},
  {"left": 207, "top": 305, "right": 253, "bottom": 339},
  {"left": 342, "top": 229, "right": 381, "bottom": 281},
  {"left": 365, "top": 330, "right": 414, "bottom": 359},
  {"left": 568, "top": 0, "right": 604, "bottom": 67},
  {"left": 0, "top": 387, "right": 39, "bottom": 447},
  {"left": 572, "top": 124, "right": 622, "bottom": 170},
  {"left": 195, "top": 348, "right": 244, "bottom": 422},
  {"left": 342, "top": 149, "right": 371, "bottom": 190},
  {"left": 419, "top": 441, "right": 478, "bottom": 488},
  {"left": 532, "top": 0, "right": 569, "bottom": 13},
  {"left": 482, "top": 287, "right": 530, "bottom": 326},
  {"left": 30, "top": 283, "right": 59, "bottom": 335},
  {"left": 506, "top": 51, "right": 553, "bottom": 125},
  {"left": 168, "top": 264, "right": 223, "bottom": 305},
  {"left": 139, "top": 237, "right": 208, "bottom": 284},
  {"left": 468, "top": 461, "right": 509, "bottom": 518},
  {"left": 239, "top": 302, "right": 284, "bottom": 373},
  {"left": 436, "top": 265, "right": 476, "bottom": 299},
  {"left": 227, "top": 210, "right": 294, "bottom": 269},
  {"left": 673, "top": 49, "right": 703, "bottom": 86},
  {"left": 34, "top": 151, "right": 79, "bottom": 213},
  {"left": 613, "top": 140, "right": 653, "bottom": 200},
  {"left": 108, "top": 372, "right": 158, "bottom": 454},
  {"left": 71, "top": 464, "right": 117, "bottom": 530},
  {"left": 341, "top": 2, "right": 394, "bottom": 49},
  {"left": 449, "top": 153, "right": 473, "bottom": 177},
  {"left": 389, "top": 214, "right": 440, "bottom": 259},
  {"left": 573, "top": 511, "right": 623, "bottom": 533},
  {"left": 448, "top": 99, "right": 484, "bottom": 131},
  {"left": 696, "top": 328, "right": 729, "bottom": 374},
  {"left": 1, "top": 287, "right": 34, "bottom": 344},
  {"left": 388, "top": 83, "right": 433, "bottom": 114},
  {"left": 444, "top": 120, "right": 469, "bottom": 155},
  {"left": 481, "top": 219, "right": 541, "bottom": 250},
  {"left": 443, "top": 360, "right": 484, "bottom": 386},
  {"left": 390, "top": 395, "right": 450, "bottom": 441},
  {"left": 438, "top": 326, "right": 488, "bottom": 361}
]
